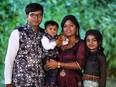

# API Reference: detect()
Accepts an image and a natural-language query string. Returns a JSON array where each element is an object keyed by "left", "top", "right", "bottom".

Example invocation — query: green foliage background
[{"left": 0, "top": 0, "right": 116, "bottom": 86}]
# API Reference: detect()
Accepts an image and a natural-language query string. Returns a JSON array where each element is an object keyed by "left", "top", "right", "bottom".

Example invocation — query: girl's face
[
  {"left": 86, "top": 35, "right": 99, "bottom": 52},
  {"left": 45, "top": 25, "right": 58, "bottom": 37},
  {"left": 63, "top": 20, "right": 77, "bottom": 37}
]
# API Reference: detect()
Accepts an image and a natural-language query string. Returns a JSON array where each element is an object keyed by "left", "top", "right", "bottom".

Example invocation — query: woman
[{"left": 46, "top": 15, "right": 86, "bottom": 87}]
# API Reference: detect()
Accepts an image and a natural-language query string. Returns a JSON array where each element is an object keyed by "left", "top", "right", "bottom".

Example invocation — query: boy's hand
[
  {"left": 60, "top": 34, "right": 66, "bottom": 41},
  {"left": 56, "top": 36, "right": 62, "bottom": 47},
  {"left": 56, "top": 34, "right": 69, "bottom": 47}
]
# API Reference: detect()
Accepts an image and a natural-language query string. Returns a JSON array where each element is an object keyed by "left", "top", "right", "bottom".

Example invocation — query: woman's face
[
  {"left": 63, "top": 20, "right": 77, "bottom": 37},
  {"left": 86, "top": 35, "right": 99, "bottom": 52}
]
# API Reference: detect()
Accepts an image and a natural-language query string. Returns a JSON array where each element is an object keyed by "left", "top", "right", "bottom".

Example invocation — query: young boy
[{"left": 41, "top": 20, "right": 68, "bottom": 87}]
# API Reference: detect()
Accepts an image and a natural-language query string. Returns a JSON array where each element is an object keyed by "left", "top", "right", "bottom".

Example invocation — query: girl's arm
[{"left": 99, "top": 55, "right": 107, "bottom": 87}]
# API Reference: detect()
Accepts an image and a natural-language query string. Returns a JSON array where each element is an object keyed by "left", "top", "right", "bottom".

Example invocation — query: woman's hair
[
  {"left": 25, "top": 3, "right": 43, "bottom": 15},
  {"left": 85, "top": 29, "right": 104, "bottom": 54},
  {"left": 61, "top": 15, "right": 80, "bottom": 38}
]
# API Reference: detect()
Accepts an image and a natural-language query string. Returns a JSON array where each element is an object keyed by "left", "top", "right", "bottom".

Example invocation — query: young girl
[{"left": 83, "top": 29, "right": 106, "bottom": 87}]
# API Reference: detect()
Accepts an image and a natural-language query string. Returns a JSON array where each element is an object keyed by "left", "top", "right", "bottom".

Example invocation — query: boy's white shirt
[
  {"left": 41, "top": 36, "right": 56, "bottom": 50},
  {"left": 4, "top": 29, "right": 19, "bottom": 84},
  {"left": 41, "top": 35, "right": 69, "bottom": 50}
]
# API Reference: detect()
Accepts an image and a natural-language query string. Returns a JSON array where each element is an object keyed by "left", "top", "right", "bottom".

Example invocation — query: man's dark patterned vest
[{"left": 12, "top": 25, "right": 45, "bottom": 87}]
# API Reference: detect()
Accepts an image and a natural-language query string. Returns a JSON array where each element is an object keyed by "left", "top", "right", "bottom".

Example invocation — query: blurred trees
[
  {"left": 0, "top": 0, "right": 20, "bottom": 86},
  {"left": 0, "top": 0, "right": 116, "bottom": 86}
]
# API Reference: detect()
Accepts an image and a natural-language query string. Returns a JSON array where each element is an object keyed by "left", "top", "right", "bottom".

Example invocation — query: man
[{"left": 4, "top": 3, "right": 45, "bottom": 87}]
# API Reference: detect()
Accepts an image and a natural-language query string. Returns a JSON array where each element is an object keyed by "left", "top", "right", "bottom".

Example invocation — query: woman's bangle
[{"left": 57, "top": 62, "right": 60, "bottom": 68}]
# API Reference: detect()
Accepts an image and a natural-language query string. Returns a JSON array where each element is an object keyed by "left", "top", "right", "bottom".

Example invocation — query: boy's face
[
  {"left": 45, "top": 25, "right": 58, "bottom": 37},
  {"left": 26, "top": 10, "right": 43, "bottom": 28}
]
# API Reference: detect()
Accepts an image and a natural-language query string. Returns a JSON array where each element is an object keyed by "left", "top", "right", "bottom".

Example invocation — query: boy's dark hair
[
  {"left": 25, "top": 3, "right": 43, "bottom": 15},
  {"left": 44, "top": 20, "right": 59, "bottom": 29}
]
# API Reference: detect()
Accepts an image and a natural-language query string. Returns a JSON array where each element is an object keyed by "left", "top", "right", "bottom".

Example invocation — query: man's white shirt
[{"left": 4, "top": 29, "right": 19, "bottom": 84}]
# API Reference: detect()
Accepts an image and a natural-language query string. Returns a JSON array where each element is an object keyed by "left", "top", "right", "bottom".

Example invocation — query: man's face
[{"left": 26, "top": 10, "right": 43, "bottom": 28}]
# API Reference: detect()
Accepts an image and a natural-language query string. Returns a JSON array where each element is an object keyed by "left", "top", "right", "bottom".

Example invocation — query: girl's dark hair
[
  {"left": 85, "top": 29, "right": 104, "bottom": 54},
  {"left": 25, "top": 3, "right": 43, "bottom": 15},
  {"left": 44, "top": 20, "right": 59, "bottom": 29},
  {"left": 61, "top": 15, "right": 80, "bottom": 38}
]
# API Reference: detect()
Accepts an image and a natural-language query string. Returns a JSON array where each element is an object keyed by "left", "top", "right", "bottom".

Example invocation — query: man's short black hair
[
  {"left": 44, "top": 20, "right": 59, "bottom": 29},
  {"left": 25, "top": 3, "right": 43, "bottom": 15}
]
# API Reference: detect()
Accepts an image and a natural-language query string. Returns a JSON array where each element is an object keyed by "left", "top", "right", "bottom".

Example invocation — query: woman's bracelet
[{"left": 57, "top": 62, "right": 60, "bottom": 68}]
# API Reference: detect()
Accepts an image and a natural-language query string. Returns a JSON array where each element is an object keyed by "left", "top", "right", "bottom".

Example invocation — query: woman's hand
[{"left": 46, "top": 59, "right": 58, "bottom": 70}]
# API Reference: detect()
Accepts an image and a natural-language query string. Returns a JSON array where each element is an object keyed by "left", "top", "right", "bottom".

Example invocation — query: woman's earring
[{"left": 76, "top": 31, "right": 78, "bottom": 35}]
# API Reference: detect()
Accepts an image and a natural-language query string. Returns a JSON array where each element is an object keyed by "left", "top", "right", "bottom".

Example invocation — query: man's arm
[{"left": 4, "top": 29, "right": 19, "bottom": 86}]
